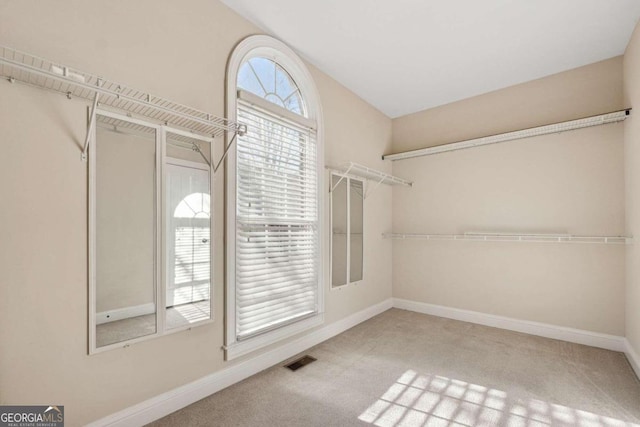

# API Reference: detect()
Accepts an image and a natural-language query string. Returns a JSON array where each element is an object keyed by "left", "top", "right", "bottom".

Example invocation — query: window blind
[{"left": 235, "top": 99, "right": 319, "bottom": 340}]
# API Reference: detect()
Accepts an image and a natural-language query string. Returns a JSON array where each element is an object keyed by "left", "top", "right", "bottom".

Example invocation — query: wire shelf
[
  {"left": 327, "top": 162, "right": 412, "bottom": 187},
  {"left": 383, "top": 109, "right": 631, "bottom": 161},
  {"left": 383, "top": 232, "right": 631, "bottom": 245},
  {"left": 0, "top": 45, "right": 241, "bottom": 138}
]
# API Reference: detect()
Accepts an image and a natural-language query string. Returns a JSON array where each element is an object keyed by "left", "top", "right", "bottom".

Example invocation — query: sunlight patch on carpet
[{"left": 358, "top": 370, "right": 639, "bottom": 427}]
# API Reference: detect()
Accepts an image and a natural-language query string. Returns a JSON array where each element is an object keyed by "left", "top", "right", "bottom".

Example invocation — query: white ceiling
[{"left": 221, "top": 0, "right": 640, "bottom": 118}]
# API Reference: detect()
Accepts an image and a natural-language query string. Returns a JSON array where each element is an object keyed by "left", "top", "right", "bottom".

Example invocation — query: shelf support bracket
[
  {"left": 213, "top": 124, "right": 247, "bottom": 174},
  {"left": 364, "top": 175, "right": 386, "bottom": 199},
  {"left": 81, "top": 79, "right": 103, "bottom": 162},
  {"left": 330, "top": 163, "right": 354, "bottom": 193},
  {"left": 192, "top": 143, "right": 211, "bottom": 167}
]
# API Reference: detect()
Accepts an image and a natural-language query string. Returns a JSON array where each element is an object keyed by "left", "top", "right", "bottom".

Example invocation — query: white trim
[
  {"left": 96, "top": 303, "right": 156, "bottom": 325},
  {"left": 225, "top": 35, "right": 325, "bottom": 360},
  {"left": 226, "top": 313, "right": 325, "bottom": 359},
  {"left": 88, "top": 106, "right": 98, "bottom": 354},
  {"left": 393, "top": 298, "right": 626, "bottom": 352},
  {"left": 156, "top": 117, "right": 166, "bottom": 348},
  {"left": 625, "top": 339, "right": 640, "bottom": 380},
  {"left": 86, "top": 298, "right": 393, "bottom": 427}
]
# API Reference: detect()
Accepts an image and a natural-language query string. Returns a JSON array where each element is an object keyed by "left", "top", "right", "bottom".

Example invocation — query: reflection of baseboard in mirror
[{"left": 96, "top": 303, "right": 156, "bottom": 325}]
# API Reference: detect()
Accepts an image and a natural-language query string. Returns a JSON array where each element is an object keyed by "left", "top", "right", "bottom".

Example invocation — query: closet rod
[{"left": 382, "top": 109, "right": 631, "bottom": 161}]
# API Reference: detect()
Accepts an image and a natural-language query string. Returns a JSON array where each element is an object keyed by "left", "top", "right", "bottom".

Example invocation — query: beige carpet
[{"left": 150, "top": 308, "right": 640, "bottom": 426}]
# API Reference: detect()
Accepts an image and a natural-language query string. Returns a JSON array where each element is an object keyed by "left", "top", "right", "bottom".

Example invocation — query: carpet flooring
[{"left": 150, "top": 308, "right": 640, "bottom": 426}]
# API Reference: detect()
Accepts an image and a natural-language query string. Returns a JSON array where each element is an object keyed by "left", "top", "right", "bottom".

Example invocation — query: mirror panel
[
  {"left": 95, "top": 116, "right": 157, "bottom": 348},
  {"left": 331, "top": 175, "right": 348, "bottom": 288},
  {"left": 349, "top": 179, "right": 364, "bottom": 282},
  {"left": 165, "top": 133, "right": 212, "bottom": 329}
]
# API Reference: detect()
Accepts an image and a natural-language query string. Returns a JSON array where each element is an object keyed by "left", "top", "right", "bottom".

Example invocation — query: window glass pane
[
  {"left": 350, "top": 179, "right": 364, "bottom": 282},
  {"left": 248, "top": 57, "right": 276, "bottom": 94},
  {"left": 165, "top": 133, "right": 211, "bottom": 330},
  {"left": 95, "top": 117, "right": 157, "bottom": 348},
  {"left": 237, "top": 57, "right": 306, "bottom": 116},
  {"left": 235, "top": 104, "right": 318, "bottom": 339},
  {"left": 238, "top": 63, "right": 266, "bottom": 97},
  {"left": 332, "top": 176, "right": 348, "bottom": 288}
]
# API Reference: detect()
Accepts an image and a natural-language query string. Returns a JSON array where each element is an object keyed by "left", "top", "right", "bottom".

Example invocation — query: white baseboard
[
  {"left": 393, "top": 298, "right": 626, "bottom": 352},
  {"left": 625, "top": 339, "right": 640, "bottom": 379},
  {"left": 96, "top": 303, "right": 156, "bottom": 325},
  {"left": 87, "top": 297, "right": 394, "bottom": 427}
]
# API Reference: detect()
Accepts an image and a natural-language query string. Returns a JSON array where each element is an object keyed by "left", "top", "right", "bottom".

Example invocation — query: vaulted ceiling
[{"left": 221, "top": 0, "right": 640, "bottom": 118}]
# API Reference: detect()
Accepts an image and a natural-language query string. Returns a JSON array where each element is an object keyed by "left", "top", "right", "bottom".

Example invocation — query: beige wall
[
  {"left": 391, "top": 60, "right": 626, "bottom": 335},
  {"left": 624, "top": 21, "right": 640, "bottom": 357},
  {"left": 392, "top": 56, "right": 624, "bottom": 154},
  {"left": 0, "top": 1, "right": 392, "bottom": 425}
]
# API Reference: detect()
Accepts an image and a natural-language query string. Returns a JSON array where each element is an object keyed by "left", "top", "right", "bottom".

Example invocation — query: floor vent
[{"left": 285, "top": 355, "right": 317, "bottom": 371}]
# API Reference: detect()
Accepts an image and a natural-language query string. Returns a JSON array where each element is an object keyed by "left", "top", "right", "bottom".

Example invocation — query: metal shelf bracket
[
  {"left": 326, "top": 162, "right": 412, "bottom": 198},
  {"left": 81, "top": 79, "right": 103, "bottom": 161}
]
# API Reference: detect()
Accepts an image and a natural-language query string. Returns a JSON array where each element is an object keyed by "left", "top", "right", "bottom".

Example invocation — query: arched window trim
[{"left": 225, "top": 35, "right": 325, "bottom": 360}]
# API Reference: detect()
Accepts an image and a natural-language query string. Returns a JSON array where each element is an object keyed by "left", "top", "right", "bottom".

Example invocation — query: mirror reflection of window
[
  {"left": 165, "top": 133, "right": 212, "bottom": 330},
  {"left": 95, "top": 118, "right": 157, "bottom": 348},
  {"left": 165, "top": 167, "right": 211, "bottom": 328},
  {"left": 330, "top": 174, "right": 364, "bottom": 288}
]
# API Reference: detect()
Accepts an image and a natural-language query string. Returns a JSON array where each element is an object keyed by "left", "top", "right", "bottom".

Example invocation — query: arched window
[
  {"left": 226, "top": 35, "right": 324, "bottom": 359},
  {"left": 237, "top": 57, "right": 305, "bottom": 115},
  {"left": 170, "top": 192, "right": 211, "bottom": 307}
]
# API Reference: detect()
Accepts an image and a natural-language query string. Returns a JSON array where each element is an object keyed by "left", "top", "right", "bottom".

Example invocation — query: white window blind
[{"left": 235, "top": 98, "right": 319, "bottom": 341}]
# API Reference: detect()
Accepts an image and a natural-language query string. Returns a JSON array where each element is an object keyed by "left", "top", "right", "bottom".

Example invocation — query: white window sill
[{"left": 225, "top": 313, "right": 324, "bottom": 360}]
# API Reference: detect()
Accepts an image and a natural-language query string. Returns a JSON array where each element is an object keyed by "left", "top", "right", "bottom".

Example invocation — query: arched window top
[
  {"left": 174, "top": 193, "right": 210, "bottom": 219},
  {"left": 227, "top": 35, "right": 322, "bottom": 126},
  {"left": 238, "top": 57, "right": 305, "bottom": 116}
]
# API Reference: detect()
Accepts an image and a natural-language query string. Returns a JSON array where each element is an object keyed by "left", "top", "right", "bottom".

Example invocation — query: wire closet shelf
[
  {"left": 327, "top": 162, "right": 412, "bottom": 199},
  {"left": 383, "top": 232, "right": 631, "bottom": 245},
  {"left": 0, "top": 45, "right": 243, "bottom": 139}
]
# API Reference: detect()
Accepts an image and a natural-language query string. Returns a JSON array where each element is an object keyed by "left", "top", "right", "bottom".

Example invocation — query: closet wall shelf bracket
[{"left": 326, "top": 162, "right": 412, "bottom": 199}]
